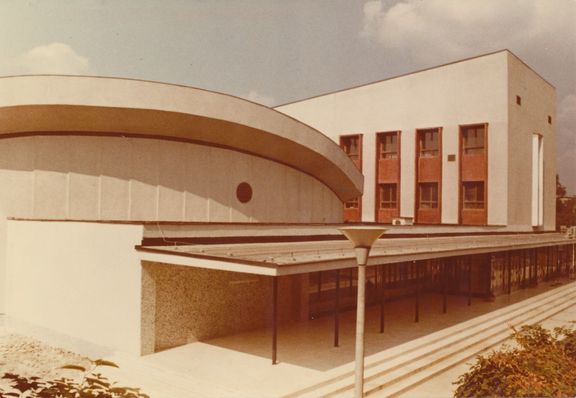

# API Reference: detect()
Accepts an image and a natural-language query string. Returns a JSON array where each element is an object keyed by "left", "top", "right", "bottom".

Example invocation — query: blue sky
[{"left": 1, "top": 0, "right": 574, "bottom": 193}]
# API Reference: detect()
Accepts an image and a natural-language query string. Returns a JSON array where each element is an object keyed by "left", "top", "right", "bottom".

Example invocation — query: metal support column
[
  {"left": 568, "top": 243, "right": 576, "bottom": 277},
  {"left": 442, "top": 261, "right": 447, "bottom": 314},
  {"left": 334, "top": 269, "right": 340, "bottom": 347},
  {"left": 350, "top": 269, "right": 354, "bottom": 291},
  {"left": 526, "top": 249, "right": 534, "bottom": 286},
  {"left": 546, "top": 246, "right": 551, "bottom": 280},
  {"left": 272, "top": 276, "right": 278, "bottom": 365},
  {"left": 379, "top": 265, "right": 385, "bottom": 333},
  {"left": 556, "top": 245, "right": 560, "bottom": 277},
  {"left": 468, "top": 260, "right": 473, "bottom": 306},
  {"left": 522, "top": 249, "right": 527, "bottom": 288},
  {"left": 532, "top": 249, "right": 539, "bottom": 286},
  {"left": 414, "top": 261, "right": 420, "bottom": 323},
  {"left": 507, "top": 251, "right": 512, "bottom": 295}
]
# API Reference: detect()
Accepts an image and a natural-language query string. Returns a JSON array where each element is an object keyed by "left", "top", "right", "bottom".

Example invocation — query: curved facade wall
[
  {"left": 0, "top": 135, "right": 343, "bottom": 223},
  {"left": 0, "top": 76, "right": 363, "bottom": 202}
]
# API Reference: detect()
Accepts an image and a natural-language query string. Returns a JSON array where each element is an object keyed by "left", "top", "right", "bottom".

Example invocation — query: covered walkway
[
  {"left": 136, "top": 278, "right": 575, "bottom": 397},
  {"left": 138, "top": 233, "right": 575, "bottom": 362}
]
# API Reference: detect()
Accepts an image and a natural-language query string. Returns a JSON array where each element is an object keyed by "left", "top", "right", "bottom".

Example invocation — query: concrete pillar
[{"left": 354, "top": 265, "right": 366, "bottom": 398}]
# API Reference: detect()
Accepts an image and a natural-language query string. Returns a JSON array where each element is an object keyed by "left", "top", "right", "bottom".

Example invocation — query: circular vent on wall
[{"left": 236, "top": 182, "right": 253, "bottom": 203}]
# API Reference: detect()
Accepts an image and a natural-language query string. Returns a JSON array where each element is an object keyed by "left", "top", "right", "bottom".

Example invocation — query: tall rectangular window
[
  {"left": 418, "top": 183, "right": 438, "bottom": 209},
  {"left": 340, "top": 134, "right": 362, "bottom": 219},
  {"left": 378, "top": 132, "right": 398, "bottom": 159},
  {"left": 418, "top": 129, "right": 439, "bottom": 157},
  {"left": 462, "top": 125, "right": 485, "bottom": 155},
  {"left": 341, "top": 135, "right": 360, "bottom": 162},
  {"left": 379, "top": 184, "right": 397, "bottom": 209},
  {"left": 463, "top": 181, "right": 484, "bottom": 209},
  {"left": 532, "top": 134, "right": 544, "bottom": 227}
]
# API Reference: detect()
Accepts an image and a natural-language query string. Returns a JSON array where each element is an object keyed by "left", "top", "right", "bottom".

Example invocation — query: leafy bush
[
  {"left": 454, "top": 324, "right": 576, "bottom": 397},
  {"left": 0, "top": 358, "right": 149, "bottom": 398}
]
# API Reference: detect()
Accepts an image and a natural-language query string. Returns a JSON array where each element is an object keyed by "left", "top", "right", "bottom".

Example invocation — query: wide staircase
[{"left": 282, "top": 280, "right": 576, "bottom": 398}]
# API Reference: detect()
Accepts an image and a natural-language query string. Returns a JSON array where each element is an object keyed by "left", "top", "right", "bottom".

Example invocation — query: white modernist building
[
  {"left": 0, "top": 51, "right": 571, "bottom": 361},
  {"left": 276, "top": 50, "right": 556, "bottom": 230}
]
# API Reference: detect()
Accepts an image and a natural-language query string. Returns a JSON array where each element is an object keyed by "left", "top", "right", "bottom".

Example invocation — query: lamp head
[{"left": 339, "top": 226, "right": 387, "bottom": 266}]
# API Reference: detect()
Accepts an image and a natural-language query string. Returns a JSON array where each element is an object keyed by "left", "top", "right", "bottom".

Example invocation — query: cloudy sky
[{"left": 1, "top": 0, "right": 575, "bottom": 193}]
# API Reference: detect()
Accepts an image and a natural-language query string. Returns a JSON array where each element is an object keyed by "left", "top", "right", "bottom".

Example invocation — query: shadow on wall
[{"left": 141, "top": 261, "right": 305, "bottom": 354}]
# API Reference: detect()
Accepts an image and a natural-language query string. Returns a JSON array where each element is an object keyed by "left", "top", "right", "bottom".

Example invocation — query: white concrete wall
[
  {"left": 507, "top": 53, "right": 556, "bottom": 231},
  {"left": 5, "top": 220, "right": 143, "bottom": 354},
  {"left": 0, "top": 136, "right": 341, "bottom": 224},
  {"left": 0, "top": 135, "right": 341, "bottom": 314},
  {"left": 277, "top": 51, "right": 511, "bottom": 225}
]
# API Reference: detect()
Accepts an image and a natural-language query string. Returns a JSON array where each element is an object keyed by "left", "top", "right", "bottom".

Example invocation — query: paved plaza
[{"left": 2, "top": 278, "right": 575, "bottom": 397}]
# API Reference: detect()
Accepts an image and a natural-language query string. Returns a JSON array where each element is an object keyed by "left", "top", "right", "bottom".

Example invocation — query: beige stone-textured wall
[
  {"left": 141, "top": 261, "right": 307, "bottom": 354},
  {"left": 277, "top": 51, "right": 510, "bottom": 226},
  {"left": 0, "top": 135, "right": 342, "bottom": 224},
  {"left": 507, "top": 53, "right": 556, "bottom": 231},
  {"left": 5, "top": 220, "right": 144, "bottom": 354}
]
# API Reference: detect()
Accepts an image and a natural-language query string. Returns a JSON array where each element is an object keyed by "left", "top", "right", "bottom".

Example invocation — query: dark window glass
[
  {"left": 418, "top": 129, "right": 439, "bottom": 157},
  {"left": 345, "top": 197, "right": 360, "bottom": 209},
  {"left": 379, "top": 132, "right": 398, "bottom": 159},
  {"left": 463, "top": 181, "right": 485, "bottom": 209},
  {"left": 341, "top": 136, "right": 360, "bottom": 161},
  {"left": 379, "top": 184, "right": 397, "bottom": 209},
  {"left": 418, "top": 183, "right": 438, "bottom": 209},
  {"left": 462, "top": 125, "right": 485, "bottom": 155}
]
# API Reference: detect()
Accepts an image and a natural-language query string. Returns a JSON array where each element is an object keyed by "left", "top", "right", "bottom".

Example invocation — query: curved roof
[{"left": 0, "top": 75, "right": 362, "bottom": 201}]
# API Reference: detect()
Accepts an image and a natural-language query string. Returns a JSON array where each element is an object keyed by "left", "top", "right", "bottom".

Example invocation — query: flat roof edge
[{"left": 275, "top": 49, "right": 554, "bottom": 108}]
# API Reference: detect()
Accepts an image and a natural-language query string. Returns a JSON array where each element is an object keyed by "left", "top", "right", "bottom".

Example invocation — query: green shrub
[
  {"left": 0, "top": 358, "right": 149, "bottom": 398},
  {"left": 454, "top": 324, "right": 576, "bottom": 397}
]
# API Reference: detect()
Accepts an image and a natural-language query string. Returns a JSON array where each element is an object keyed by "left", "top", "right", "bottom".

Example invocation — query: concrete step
[
  {"left": 364, "top": 289, "right": 576, "bottom": 397},
  {"left": 285, "top": 281, "right": 576, "bottom": 398}
]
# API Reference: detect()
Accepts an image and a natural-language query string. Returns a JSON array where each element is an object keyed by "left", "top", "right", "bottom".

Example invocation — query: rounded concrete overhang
[{"left": 0, "top": 75, "right": 363, "bottom": 201}]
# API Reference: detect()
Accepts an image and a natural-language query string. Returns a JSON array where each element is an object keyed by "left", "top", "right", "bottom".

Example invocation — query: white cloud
[
  {"left": 0, "top": 43, "right": 92, "bottom": 76},
  {"left": 360, "top": 0, "right": 576, "bottom": 193},
  {"left": 360, "top": 0, "right": 575, "bottom": 64},
  {"left": 360, "top": 1, "right": 385, "bottom": 39},
  {"left": 244, "top": 90, "right": 275, "bottom": 106}
]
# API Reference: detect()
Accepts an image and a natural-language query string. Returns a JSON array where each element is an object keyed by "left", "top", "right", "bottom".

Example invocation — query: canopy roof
[
  {"left": 0, "top": 75, "right": 362, "bottom": 201},
  {"left": 137, "top": 232, "right": 574, "bottom": 276}
]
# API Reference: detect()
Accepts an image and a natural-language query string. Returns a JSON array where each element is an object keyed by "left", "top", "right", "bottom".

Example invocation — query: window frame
[
  {"left": 340, "top": 134, "right": 363, "bottom": 220},
  {"left": 462, "top": 181, "right": 485, "bottom": 210},
  {"left": 345, "top": 196, "right": 360, "bottom": 209},
  {"left": 379, "top": 183, "right": 398, "bottom": 209},
  {"left": 418, "top": 182, "right": 439, "bottom": 209},
  {"left": 340, "top": 134, "right": 361, "bottom": 162},
  {"left": 461, "top": 124, "right": 486, "bottom": 155},
  {"left": 378, "top": 132, "right": 399, "bottom": 160},
  {"left": 417, "top": 128, "right": 440, "bottom": 157}
]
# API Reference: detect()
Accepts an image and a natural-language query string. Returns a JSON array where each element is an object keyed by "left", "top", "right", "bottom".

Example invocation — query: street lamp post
[{"left": 339, "top": 226, "right": 387, "bottom": 398}]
